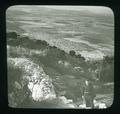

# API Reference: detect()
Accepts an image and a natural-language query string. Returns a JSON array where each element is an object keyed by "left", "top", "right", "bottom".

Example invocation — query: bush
[
  {"left": 77, "top": 54, "right": 85, "bottom": 61},
  {"left": 69, "top": 50, "right": 76, "bottom": 56},
  {"left": 7, "top": 32, "right": 18, "bottom": 39},
  {"left": 99, "top": 56, "right": 114, "bottom": 82}
]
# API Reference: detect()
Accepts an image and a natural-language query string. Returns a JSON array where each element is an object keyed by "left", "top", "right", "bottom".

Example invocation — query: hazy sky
[
  {"left": 8, "top": 5, "right": 113, "bottom": 15},
  {"left": 42, "top": 6, "right": 113, "bottom": 14}
]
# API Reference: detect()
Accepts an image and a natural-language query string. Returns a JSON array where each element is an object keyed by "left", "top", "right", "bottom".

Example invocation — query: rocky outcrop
[
  {"left": 8, "top": 57, "right": 56, "bottom": 107},
  {"left": 7, "top": 31, "right": 114, "bottom": 108}
]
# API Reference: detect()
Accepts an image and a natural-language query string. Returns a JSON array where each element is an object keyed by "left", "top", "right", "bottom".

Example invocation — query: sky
[
  {"left": 8, "top": 5, "right": 113, "bottom": 15},
  {"left": 42, "top": 6, "right": 113, "bottom": 14}
]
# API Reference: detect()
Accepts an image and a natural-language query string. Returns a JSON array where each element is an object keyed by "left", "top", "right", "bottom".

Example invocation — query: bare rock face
[
  {"left": 28, "top": 77, "right": 56, "bottom": 101},
  {"left": 8, "top": 57, "right": 56, "bottom": 107},
  {"left": 7, "top": 57, "right": 79, "bottom": 108}
]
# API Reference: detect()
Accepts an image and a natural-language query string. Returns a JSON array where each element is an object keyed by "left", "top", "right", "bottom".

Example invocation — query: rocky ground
[{"left": 7, "top": 32, "right": 114, "bottom": 109}]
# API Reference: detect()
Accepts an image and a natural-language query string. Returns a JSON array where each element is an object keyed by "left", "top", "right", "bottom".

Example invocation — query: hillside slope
[{"left": 7, "top": 32, "right": 114, "bottom": 108}]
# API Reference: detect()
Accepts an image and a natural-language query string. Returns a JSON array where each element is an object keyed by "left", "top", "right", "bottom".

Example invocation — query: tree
[
  {"left": 7, "top": 32, "right": 17, "bottom": 39},
  {"left": 77, "top": 54, "right": 85, "bottom": 61},
  {"left": 69, "top": 50, "right": 76, "bottom": 56},
  {"left": 41, "top": 40, "right": 48, "bottom": 46}
]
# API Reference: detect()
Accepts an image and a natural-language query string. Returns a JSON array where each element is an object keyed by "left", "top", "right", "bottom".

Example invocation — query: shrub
[
  {"left": 7, "top": 32, "right": 18, "bottom": 39},
  {"left": 69, "top": 50, "right": 76, "bottom": 56}
]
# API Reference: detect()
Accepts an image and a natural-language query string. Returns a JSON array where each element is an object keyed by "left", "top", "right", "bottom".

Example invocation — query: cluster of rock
[{"left": 8, "top": 57, "right": 56, "bottom": 107}]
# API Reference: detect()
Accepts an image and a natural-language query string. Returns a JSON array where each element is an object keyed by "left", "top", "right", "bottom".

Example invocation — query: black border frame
[{"left": 0, "top": 0, "right": 120, "bottom": 113}]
